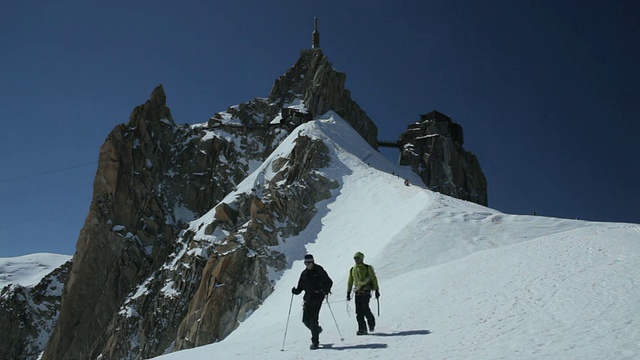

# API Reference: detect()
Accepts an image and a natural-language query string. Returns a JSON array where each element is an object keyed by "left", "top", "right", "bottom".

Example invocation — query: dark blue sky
[{"left": 1, "top": 1, "right": 638, "bottom": 256}]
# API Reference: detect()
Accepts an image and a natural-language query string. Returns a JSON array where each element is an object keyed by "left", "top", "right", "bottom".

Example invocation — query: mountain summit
[{"left": 268, "top": 49, "right": 378, "bottom": 148}]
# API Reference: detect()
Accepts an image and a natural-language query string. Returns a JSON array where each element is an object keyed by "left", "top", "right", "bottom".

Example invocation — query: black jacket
[{"left": 294, "top": 264, "right": 333, "bottom": 302}]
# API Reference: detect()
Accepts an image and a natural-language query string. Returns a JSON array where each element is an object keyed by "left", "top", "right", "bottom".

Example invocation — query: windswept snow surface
[
  {"left": 0, "top": 253, "right": 71, "bottom": 288},
  {"left": 151, "top": 114, "right": 639, "bottom": 359}
]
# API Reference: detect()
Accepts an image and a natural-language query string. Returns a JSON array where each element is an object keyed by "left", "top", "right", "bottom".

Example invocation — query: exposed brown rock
[
  {"left": 42, "top": 85, "right": 238, "bottom": 360},
  {"left": 399, "top": 110, "right": 488, "bottom": 206},
  {"left": 269, "top": 49, "right": 378, "bottom": 148},
  {"left": 174, "top": 135, "right": 337, "bottom": 350},
  {"left": 215, "top": 203, "right": 239, "bottom": 225}
]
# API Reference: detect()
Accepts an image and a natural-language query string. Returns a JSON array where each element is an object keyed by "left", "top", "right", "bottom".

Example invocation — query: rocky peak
[
  {"left": 129, "top": 84, "right": 174, "bottom": 127},
  {"left": 269, "top": 49, "right": 378, "bottom": 148},
  {"left": 399, "top": 110, "right": 488, "bottom": 206},
  {"left": 40, "top": 75, "right": 341, "bottom": 358},
  {"left": 42, "top": 85, "right": 246, "bottom": 360}
]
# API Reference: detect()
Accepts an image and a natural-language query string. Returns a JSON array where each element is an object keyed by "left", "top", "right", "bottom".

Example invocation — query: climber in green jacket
[{"left": 347, "top": 251, "right": 380, "bottom": 335}]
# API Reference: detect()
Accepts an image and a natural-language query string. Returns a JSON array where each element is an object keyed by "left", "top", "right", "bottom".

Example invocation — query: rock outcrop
[
  {"left": 399, "top": 111, "right": 488, "bottom": 206},
  {"left": 269, "top": 49, "right": 378, "bottom": 148},
  {"left": 174, "top": 135, "right": 337, "bottom": 349},
  {"left": 43, "top": 85, "right": 247, "bottom": 360},
  {"left": 0, "top": 260, "right": 71, "bottom": 360}
]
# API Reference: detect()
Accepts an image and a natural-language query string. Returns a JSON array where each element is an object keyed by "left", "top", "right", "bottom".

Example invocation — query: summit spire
[{"left": 312, "top": 17, "right": 320, "bottom": 49}]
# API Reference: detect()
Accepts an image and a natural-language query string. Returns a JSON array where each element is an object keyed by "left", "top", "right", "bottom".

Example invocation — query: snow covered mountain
[
  {"left": 5, "top": 46, "right": 636, "bottom": 360},
  {"left": 150, "top": 114, "right": 640, "bottom": 360},
  {"left": 0, "top": 253, "right": 72, "bottom": 359},
  {"left": 0, "top": 253, "right": 70, "bottom": 289}
]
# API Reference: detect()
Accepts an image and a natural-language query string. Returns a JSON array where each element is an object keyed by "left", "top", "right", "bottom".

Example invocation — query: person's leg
[
  {"left": 362, "top": 293, "right": 376, "bottom": 331},
  {"left": 308, "top": 300, "right": 322, "bottom": 345},
  {"left": 302, "top": 301, "right": 311, "bottom": 330},
  {"left": 355, "top": 294, "right": 367, "bottom": 333}
]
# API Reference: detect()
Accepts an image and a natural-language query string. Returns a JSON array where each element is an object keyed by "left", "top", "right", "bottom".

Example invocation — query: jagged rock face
[
  {"left": 42, "top": 70, "right": 340, "bottom": 357},
  {"left": 43, "top": 85, "right": 260, "bottom": 360},
  {"left": 0, "top": 261, "right": 71, "bottom": 360},
  {"left": 399, "top": 112, "right": 488, "bottom": 206},
  {"left": 87, "top": 134, "right": 335, "bottom": 359},
  {"left": 269, "top": 49, "right": 378, "bottom": 148},
  {"left": 175, "top": 135, "right": 336, "bottom": 349}
]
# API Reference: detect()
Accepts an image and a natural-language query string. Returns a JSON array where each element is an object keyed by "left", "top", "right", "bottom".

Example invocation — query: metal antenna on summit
[{"left": 312, "top": 17, "right": 320, "bottom": 49}]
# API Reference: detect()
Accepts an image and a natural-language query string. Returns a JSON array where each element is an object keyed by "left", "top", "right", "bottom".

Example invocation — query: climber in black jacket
[{"left": 292, "top": 254, "right": 333, "bottom": 349}]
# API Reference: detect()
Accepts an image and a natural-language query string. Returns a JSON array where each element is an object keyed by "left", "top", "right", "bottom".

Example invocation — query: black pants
[
  {"left": 355, "top": 292, "right": 375, "bottom": 331},
  {"left": 302, "top": 299, "right": 323, "bottom": 344}
]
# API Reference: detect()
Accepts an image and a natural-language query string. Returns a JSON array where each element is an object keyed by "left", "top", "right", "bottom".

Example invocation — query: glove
[
  {"left": 375, "top": 290, "right": 380, "bottom": 299},
  {"left": 292, "top": 287, "right": 301, "bottom": 295},
  {"left": 347, "top": 293, "right": 351, "bottom": 301}
]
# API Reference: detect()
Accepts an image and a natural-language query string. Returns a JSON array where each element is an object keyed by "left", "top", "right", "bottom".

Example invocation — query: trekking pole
[
  {"left": 281, "top": 293, "right": 294, "bottom": 351},
  {"left": 377, "top": 297, "right": 380, "bottom": 317},
  {"left": 325, "top": 298, "right": 344, "bottom": 341}
]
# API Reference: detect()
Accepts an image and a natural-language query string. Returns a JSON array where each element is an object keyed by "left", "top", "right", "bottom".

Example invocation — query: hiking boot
[
  {"left": 356, "top": 329, "right": 368, "bottom": 335},
  {"left": 310, "top": 343, "right": 319, "bottom": 350},
  {"left": 369, "top": 323, "right": 375, "bottom": 332}
]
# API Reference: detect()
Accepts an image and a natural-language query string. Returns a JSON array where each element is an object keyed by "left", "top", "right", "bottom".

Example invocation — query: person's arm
[
  {"left": 347, "top": 267, "right": 354, "bottom": 300},
  {"left": 292, "top": 272, "right": 304, "bottom": 295},
  {"left": 369, "top": 265, "right": 380, "bottom": 298},
  {"left": 369, "top": 265, "right": 379, "bottom": 291},
  {"left": 320, "top": 267, "right": 333, "bottom": 294}
]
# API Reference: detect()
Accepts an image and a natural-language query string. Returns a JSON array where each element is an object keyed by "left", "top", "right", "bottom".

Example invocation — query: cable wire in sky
[{"left": 0, "top": 161, "right": 98, "bottom": 183}]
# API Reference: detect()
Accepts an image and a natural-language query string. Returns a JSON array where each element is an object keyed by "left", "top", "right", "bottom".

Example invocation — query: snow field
[
  {"left": 152, "top": 116, "right": 640, "bottom": 359},
  {"left": 0, "top": 253, "right": 71, "bottom": 289}
]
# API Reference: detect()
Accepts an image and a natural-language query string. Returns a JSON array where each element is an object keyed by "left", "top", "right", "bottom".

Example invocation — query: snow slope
[
  {"left": 0, "top": 253, "right": 71, "bottom": 289},
  {"left": 151, "top": 114, "right": 640, "bottom": 359}
]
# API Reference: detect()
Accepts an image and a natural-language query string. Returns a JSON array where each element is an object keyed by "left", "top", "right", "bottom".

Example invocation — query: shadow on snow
[
  {"left": 321, "top": 343, "right": 388, "bottom": 350},
  {"left": 370, "top": 330, "right": 432, "bottom": 337}
]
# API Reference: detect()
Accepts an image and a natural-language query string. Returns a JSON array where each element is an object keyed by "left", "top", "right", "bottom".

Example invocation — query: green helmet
[{"left": 353, "top": 252, "right": 364, "bottom": 260}]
